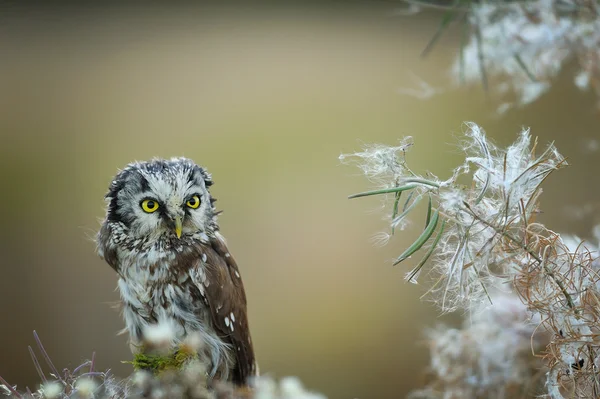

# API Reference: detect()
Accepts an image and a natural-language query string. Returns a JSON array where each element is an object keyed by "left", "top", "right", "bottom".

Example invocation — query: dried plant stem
[
  {"left": 0, "top": 375, "right": 21, "bottom": 398},
  {"left": 462, "top": 201, "right": 576, "bottom": 310},
  {"left": 28, "top": 346, "right": 47, "bottom": 383},
  {"left": 33, "top": 331, "right": 63, "bottom": 383}
]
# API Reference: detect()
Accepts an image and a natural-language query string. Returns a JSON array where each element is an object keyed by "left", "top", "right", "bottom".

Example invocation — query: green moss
[{"left": 124, "top": 346, "right": 198, "bottom": 373}]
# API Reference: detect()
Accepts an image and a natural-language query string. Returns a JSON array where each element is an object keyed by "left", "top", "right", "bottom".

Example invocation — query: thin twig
[
  {"left": 0, "top": 375, "right": 22, "bottom": 398},
  {"left": 72, "top": 361, "right": 92, "bottom": 375},
  {"left": 90, "top": 352, "right": 96, "bottom": 373},
  {"left": 28, "top": 346, "right": 47, "bottom": 383},
  {"left": 473, "top": 13, "right": 489, "bottom": 94},
  {"left": 462, "top": 201, "right": 576, "bottom": 310},
  {"left": 33, "top": 331, "right": 63, "bottom": 383}
]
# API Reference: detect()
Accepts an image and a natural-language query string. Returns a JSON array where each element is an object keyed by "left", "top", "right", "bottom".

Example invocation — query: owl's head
[{"left": 103, "top": 157, "right": 218, "bottom": 241}]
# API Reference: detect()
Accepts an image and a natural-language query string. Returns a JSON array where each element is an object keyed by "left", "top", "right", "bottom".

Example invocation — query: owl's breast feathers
[{"left": 98, "top": 227, "right": 257, "bottom": 386}]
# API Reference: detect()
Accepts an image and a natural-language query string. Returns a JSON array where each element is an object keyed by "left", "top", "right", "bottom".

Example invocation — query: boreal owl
[{"left": 96, "top": 157, "right": 257, "bottom": 385}]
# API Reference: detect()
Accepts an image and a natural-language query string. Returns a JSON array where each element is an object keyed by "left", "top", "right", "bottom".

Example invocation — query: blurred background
[{"left": 0, "top": 2, "right": 599, "bottom": 398}]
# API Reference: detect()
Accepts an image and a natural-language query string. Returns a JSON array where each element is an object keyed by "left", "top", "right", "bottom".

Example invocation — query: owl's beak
[{"left": 174, "top": 215, "right": 183, "bottom": 239}]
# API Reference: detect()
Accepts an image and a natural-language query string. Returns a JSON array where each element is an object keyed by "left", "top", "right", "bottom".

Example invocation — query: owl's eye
[
  {"left": 140, "top": 199, "right": 160, "bottom": 213},
  {"left": 186, "top": 195, "right": 200, "bottom": 209}
]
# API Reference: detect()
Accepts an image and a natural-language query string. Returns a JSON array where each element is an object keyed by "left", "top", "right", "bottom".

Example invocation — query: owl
[{"left": 96, "top": 157, "right": 257, "bottom": 385}]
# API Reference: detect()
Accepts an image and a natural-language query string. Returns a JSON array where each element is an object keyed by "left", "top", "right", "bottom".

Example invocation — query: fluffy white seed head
[
  {"left": 41, "top": 381, "right": 64, "bottom": 399},
  {"left": 450, "top": 1, "right": 600, "bottom": 112},
  {"left": 75, "top": 377, "right": 98, "bottom": 398},
  {"left": 142, "top": 319, "right": 177, "bottom": 353}
]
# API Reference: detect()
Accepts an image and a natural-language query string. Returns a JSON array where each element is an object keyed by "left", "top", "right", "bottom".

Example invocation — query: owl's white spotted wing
[{"left": 192, "top": 233, "right": 257, "bottom": 385}]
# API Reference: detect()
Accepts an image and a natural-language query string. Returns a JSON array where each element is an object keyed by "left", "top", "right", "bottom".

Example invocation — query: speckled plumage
[{"left": 96, "top": 158, "right": 257, "bottom": 385}]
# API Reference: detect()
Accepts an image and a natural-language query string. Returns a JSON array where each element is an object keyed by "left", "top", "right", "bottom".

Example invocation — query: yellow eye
[
  {"left": 141, "top": 199, "right": 160, "bottom": 213},
  {"left": 186, "top": 195, "right": 200, "bottom": 209}
]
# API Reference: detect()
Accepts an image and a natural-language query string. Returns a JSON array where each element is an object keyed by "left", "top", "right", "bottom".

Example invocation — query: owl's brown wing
[{"left": 193, "top": 233, "right": 257, "bottom": 385}]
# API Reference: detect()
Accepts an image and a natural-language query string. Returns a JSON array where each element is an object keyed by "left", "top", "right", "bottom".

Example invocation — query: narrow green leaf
[
  {"left": 403, "top": 190, "right": 416, "bottom": 212},
  {"left": 348, "top": 184, "right": 418, "bottom": 199},
  {"left": 401, "top": 178, "right": 440, "bottom": 188},
  {"left": 421, "top": 0, "right": 461, "bottom": 58},
  {"left": 391, "top": 191, "right": 402, "bottom": 235},
  {"left": 406, "top": 219, "right": 446, "bottom": 284},
  {"left": 459, "top": 13, "right": 468, "bottom": 85},
  {"left": 473, "top": 16, "right": 488, "bottom": 93},
  {"left": 513, "top": 53, "right": 537, "bottom": 82},
  {"left": 425, "top": 195, "right": 432, "bottom": 228},
  {"left": 394, "top": 209, "right": 440, "bottom": 265},
  {"left": 393, "top": 194, "right": 423, "bottom": 227}
]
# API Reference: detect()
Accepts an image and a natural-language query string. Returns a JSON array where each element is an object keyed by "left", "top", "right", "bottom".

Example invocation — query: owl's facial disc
[{"left": 105, "top": 158, "right": 216, "bottom": 242}]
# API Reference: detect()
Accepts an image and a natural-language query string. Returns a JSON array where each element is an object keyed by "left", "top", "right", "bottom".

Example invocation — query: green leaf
[
  {"left": 425, "top": 195, "right": 432, "bottom": 228},
  {"left": 393, "top": 194, "right": 423, "bottom": 227},
  {"left": 421, "top": 0, "right": 462, "bottom": 58},
  {"left": 401, "top": 178, "right": 440, "bottom": 188},
  {"left": 459, "top": 13, "right": 468, "bottom": 85},
  {"left": 513, "top": 53, "right": 538, "bottom": 82},
  {"left": 473, "top": 16, "right": 489, "bottom": 93},
  {"left": 348, "top": 184, "right": 418, "bottom": 199},
  {"left": 391, "top": 191, "right": 402, "bottom": 235},
  {"left": 394, "top": 209, "right": 440, "bottom": 265},
  {"left": 406, "top": 219, "right": 446, "bottom": 283},
  {"left": 403, "top": 190, "right": 416, "bottom": 212}
]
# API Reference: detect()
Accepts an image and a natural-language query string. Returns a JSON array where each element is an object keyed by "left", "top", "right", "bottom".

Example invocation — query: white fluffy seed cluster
[
  {"left": 454, "top": 0, "right": 600, "bottom": 113},
  {"left": 142, "top": 319, "right": 178, "bottom": 353},
  {"left": 344, "top": 122, "right": 566, "bottom": 311},
  {"left": 344, "top": 122, "right": 600, "bottom": 397},
  {"left": 253, "top": 377, "right": 327, "bottom": 399},
  {"left": 1, "top": 360, "right": 327, "bottom": 399},
  {"left": 409, "top": 292, "right": 547, "bottom": 399}
]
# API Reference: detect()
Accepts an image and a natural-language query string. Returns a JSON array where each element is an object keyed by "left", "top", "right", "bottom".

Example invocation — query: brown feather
[{"left": 192, "top": 235, "right": 257, "bottom": 385}]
